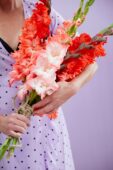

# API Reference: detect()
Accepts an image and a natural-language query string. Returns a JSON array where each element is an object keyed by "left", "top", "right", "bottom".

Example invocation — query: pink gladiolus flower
[
  {"left": 45, "top": 41, "right": 68, "bottom": 68},
  {"left": 17, "top": 84, "right": 31, "bottom": 100},
  {"left": 52, "top": 21, "right": 72, "bottom": 44},
  {"left": 26, "top": 77, "right": 58, "bottom": 99}
]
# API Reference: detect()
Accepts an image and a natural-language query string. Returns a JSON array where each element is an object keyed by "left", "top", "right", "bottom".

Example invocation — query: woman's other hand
[{"left": 0, "top": 113, "right": 30, "bottom": 138}]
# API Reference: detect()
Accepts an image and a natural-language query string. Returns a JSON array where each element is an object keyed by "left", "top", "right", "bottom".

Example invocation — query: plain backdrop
[{"left": 52, "top": 1, "right": 113, "bottom": 170}]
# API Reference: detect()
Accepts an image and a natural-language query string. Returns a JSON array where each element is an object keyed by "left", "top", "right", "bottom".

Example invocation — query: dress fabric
[{"left": 0, "top": 0, "right": 75, "bottom": 169}]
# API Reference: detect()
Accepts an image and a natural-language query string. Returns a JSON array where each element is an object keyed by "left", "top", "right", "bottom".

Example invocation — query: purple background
[{"left": 52, "top": 0, "right": 113, "bottom": 170}]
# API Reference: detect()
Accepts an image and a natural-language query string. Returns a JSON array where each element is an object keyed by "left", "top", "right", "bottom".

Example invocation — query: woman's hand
[
  {"left": 32, "top": 62, "right": 98, "bottom": 116},
  {"left": 0, "top": 113, "right": 30, "bottom": 138}
]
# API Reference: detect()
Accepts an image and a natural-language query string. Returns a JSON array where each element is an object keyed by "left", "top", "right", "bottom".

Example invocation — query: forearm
[
  {"left": 68, "top": 62, "right": 98, "bottom": 95},
  {"left": 0, "top": 115, "right": 4, "bottom": 132}
]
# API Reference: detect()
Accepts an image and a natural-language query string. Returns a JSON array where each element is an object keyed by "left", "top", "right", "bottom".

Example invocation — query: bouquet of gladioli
[{"left": 0, "top": 0, "right": 113, "bottom": 160}]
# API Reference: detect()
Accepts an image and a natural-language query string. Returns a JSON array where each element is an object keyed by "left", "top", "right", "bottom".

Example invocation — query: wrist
[{"left": 68, "top": 79, "right": 80, "bottom": 95}]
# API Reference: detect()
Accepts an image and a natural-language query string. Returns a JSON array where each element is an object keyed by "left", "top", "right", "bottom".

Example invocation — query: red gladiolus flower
[
  {"left": 68, "top": 36, "right": 80, "bottom": 52},
  {"left": 68, "top": 33, "right": 92, "bottom": 53},
  {"left": 95, "top": 44, "right": 106, "bottom": 57},
  {"left": 57, "top": 54, "right": 95, "bottom": 81},
  {"left": 79, "top": 33, "right": 92, "bottom": 43},
  {"left": 57, "top": 33, "right": 106, "bottom": 82}
]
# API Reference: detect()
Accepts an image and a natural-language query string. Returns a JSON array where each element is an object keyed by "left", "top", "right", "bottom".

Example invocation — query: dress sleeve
[{"left": 50, "top": 8, "right": 65, "bottom": 34}]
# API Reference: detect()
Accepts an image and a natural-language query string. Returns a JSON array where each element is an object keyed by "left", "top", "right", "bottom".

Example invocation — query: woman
[{"left": 0, "top": 0, "right": 98, "bottom": 169}]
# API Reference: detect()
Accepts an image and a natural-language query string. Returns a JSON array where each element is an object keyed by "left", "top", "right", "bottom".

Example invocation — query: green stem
[
  {"left": 73, "top": 0, "right": 84, "bottom": 21},
  {"left": 0, "top": 137, "right": 12, "bottom": 160},
  {"left": 6, "top": 138, "right": 19, "bottom": 159},
  {"left": 99, "top": 23, "right": 113, "bottom": 35},
  {"left": 67, "top": 0, "right": 95, "bottom": 37},
  {"left": 28, "top": 90, "right": 41, "bottom": 106},
  {"left": 84, "top": 0, "right": 95, "bottom": 16}
]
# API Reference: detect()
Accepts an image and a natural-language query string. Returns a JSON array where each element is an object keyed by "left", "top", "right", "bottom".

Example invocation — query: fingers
[
  {"left": 33, "top": 109, "right": 57, "bottom": 117},
  {"left": 32, "top": 97, "right": 51, "bottom": 110},
  {"left": 12, "top": 113, "right": 30, "bottom": 127},
  {"left": 6, "top": 114, "right": 29, "bottom": 137},
  {"left": 8, "top": 117, "right": 28, "bottom": 129},
  {"left": 1, "top": 113, "right": 31, "bottom": 138},
  {"left": 33, "top": 103, "right": 57, "bottom": 116},
  {"left": 7, "top": 113, "right": 31, "bottom": 137},
  {"left": 8, "top": 124, "right": 26, "bottom": 134},
  {"left": 9, "top": 130, "right": 22, "bottom": 138},
  {"left": 33, "top": 105, "right": 52, "bottom": 115}
]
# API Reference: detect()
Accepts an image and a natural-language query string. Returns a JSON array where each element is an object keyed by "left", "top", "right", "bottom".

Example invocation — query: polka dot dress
[{"left": 0, "top": 0, "right": 75, "bottom": 169}]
